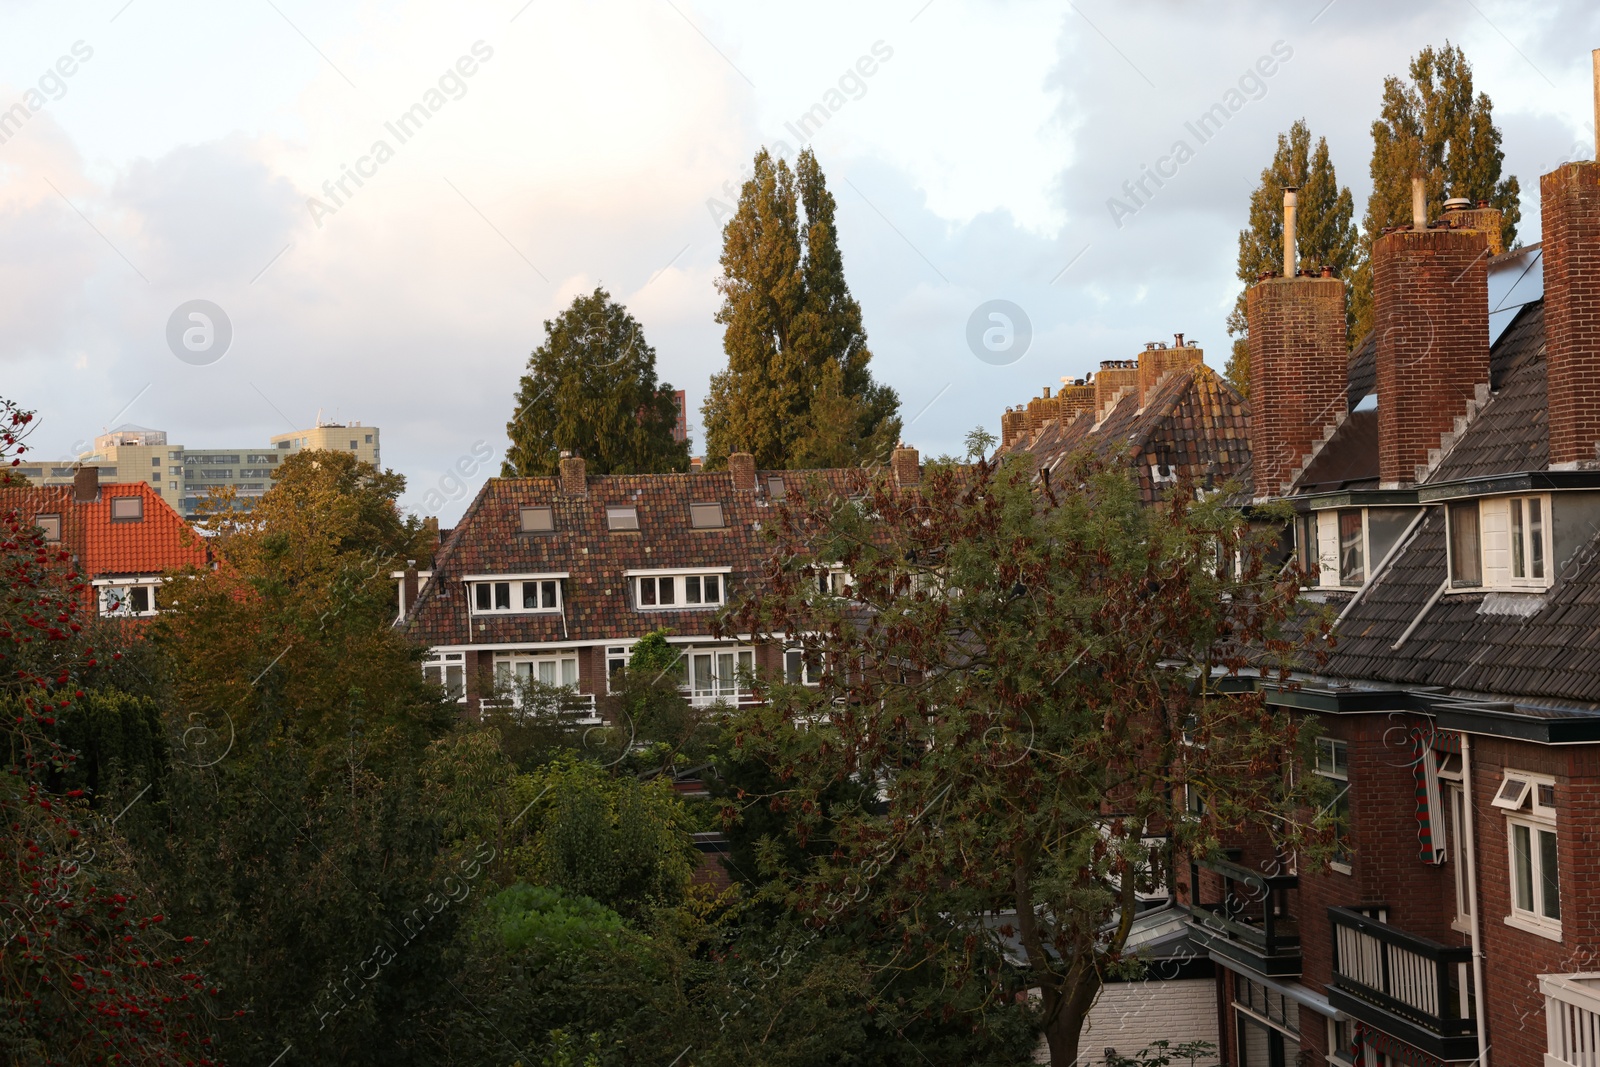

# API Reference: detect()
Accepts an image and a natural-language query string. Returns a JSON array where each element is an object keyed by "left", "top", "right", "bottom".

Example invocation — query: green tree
[
  {"left": 726, "top": 453, "right": 1333, "bottom": 1066},
  {"left": 703, "top": 147, "right": 900, "bottom": 469},
  {"left": 503, "top": 288, "right": 689, "bottom": 477},
  {"left": 1350, "top": 42, "right": 1521, "bottom": 340},
  {"left": 1224, "top": 120, "right": 1358, "bottom": 393}
]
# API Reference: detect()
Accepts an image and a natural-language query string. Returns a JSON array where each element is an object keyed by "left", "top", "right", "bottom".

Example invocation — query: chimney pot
[
  {"left": 73, "top": 465, "right": 98, "bottom": 504},
  {"left": 1411, "top": 176, "right": 1428, "bottom": 230},
  {"left": 728, "top": 451, "right": 757, "bottom": 490},
  {"left": 559, "top": 454, "right": 587, "bottom": 496},
  {"left": 1282, "top": 186, "right": 1299, "bottom": 277}
]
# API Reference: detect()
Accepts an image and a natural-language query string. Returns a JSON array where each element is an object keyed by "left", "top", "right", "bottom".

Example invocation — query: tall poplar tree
[
  {"left": 703, "top": 147, "right": 901, "bottom": 469},
  {"left": 503, "top": 288, "right": 689, "bottom": 477},
  {"left": 1349, "top": 42, "right": 1520, "bottom": 340},
  {"left": 1224, "top": 120, "right": 1358, "bottom": 394}
]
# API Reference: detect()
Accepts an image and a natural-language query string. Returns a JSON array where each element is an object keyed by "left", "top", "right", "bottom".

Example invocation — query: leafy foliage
[
  {"left": 702, "top": 147, "right": 901, "bottom": 469},
  {"left": 503, "top": 288, "right": 689, "bottom": 477},
  {"left": 1225, "top": 119, "right": 1358, "bottom": 392}
]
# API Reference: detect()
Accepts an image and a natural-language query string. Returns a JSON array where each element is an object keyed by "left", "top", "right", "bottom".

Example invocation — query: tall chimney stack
[
  {"left": 1540, "top": 146, "right": 1600, "bottom": 467},
  {"left": 1283, "top": 187, "right": 1298, "bottom": 277},
  {"left": 1372, "top": 199, "right": 1493, "bottom": 487},
  {"left": 727, "top": 451, "right": 757, "bottom": 490},
  {"left": 1593, "top": 48, "right": 1600, "bottom": 160},
  {"left": 73, "top": 465, "right": 99, "bottom": 504},
  {"left": 558, "top": 452, "right": 587, "bottom": 496},
  {"left": 1246, "top": 272, "right": 1347, "bottom": 499}
]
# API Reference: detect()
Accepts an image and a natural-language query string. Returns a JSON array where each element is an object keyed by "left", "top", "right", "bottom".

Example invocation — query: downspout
[{"left": 1462, "top": 733, "right": 1490, "bottom": 1067}]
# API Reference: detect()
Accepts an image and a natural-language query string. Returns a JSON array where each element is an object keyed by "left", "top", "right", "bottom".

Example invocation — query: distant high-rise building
[
  {"left": 23, "top": 419, "right": 381, "bottom": 517},
  {"left": 672, "top": 390, "right": 688, "bottom": 444}
]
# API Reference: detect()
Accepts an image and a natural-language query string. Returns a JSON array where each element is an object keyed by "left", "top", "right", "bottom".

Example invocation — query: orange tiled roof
[{"left": 0, "top": 481, "right": 207, "bottom": 584}]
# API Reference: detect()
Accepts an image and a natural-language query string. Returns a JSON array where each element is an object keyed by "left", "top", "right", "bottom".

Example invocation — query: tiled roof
[
  {"left": 403, "top": 468, "right": 857, "bottom": 647},
  {"left": 1294, "top": 409, "right": 1379, "bottom": 494},
  {"left": 1426, "top": 360, "right": 1548, "bottom": 482},
  {"left": 1002, "top": 365, "right": 1251, "bottom": 501}
]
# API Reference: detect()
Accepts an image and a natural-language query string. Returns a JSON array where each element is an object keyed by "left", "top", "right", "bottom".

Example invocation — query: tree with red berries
[
  {"left": 0, "top": 396, "right": 220, "bottom": 1064},
  {"left": 725, "top": 452, "right": 1334, "bottom": 1066}
]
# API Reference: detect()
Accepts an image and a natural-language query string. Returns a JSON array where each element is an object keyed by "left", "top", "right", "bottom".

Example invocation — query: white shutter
[
  {"left": 1481, "top": 497, "right": 1511, "bottom": 588},
  {"left": 1317, "top": 511, "right": 1340, "bottom": 588}
]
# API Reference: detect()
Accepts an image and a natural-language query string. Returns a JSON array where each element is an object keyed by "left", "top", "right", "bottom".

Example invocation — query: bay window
[{"left": 465, "top": 574, "right": 566, "bottom": 615}]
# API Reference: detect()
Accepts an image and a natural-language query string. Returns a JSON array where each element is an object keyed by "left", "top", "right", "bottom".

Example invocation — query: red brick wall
[
  {"left": 1245, "top": 276, "right": 1346, "bottom": 498},
  {"left": 1541, "top": 162, "right": 1600, "bottom": 468},
  {"left": 1468, "top": 736, "right": 1600, "bottom": 1067},
  {"left": 1372, "top": 227, "right": 1490, "bottom": 487}
]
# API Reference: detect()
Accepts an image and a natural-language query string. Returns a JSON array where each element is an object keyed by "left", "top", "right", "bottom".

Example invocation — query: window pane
[
  {"left": 738, "top": 650, "right": 753, "bottom": 672},
  {"left": 703, "top": 575, "right": 720, "bottom": 603},
  {"left": 538, "top": 661, "right": 556, "bottom": 685},
  {"left": 476, "top": 584, "right": 491, "bottom": 610},
  {"left": 542, "top": 580, "right": 557, "bottom": 608},
  {"left": 1540, "top": 829, "right": 1560, "bottom": 920},
  {"left": 131, "top": 586, "right": 150, "bottom": 613},
  {"left": 767, "top": 475, "right": 786, "bottom": 499},
  {"left": 690, "top": 502, "right": 724, "bottom": 528},
  {"left": 495, "top": 582, "right": 511, "bottom": 609},
  {"left": 1529, "top": 498, "right": 1545, "bottom": 579},
  {"left": 522, "top": 583, "right": 539, "bottom": 609},
  {"left": 1339, "top": 511, "right": 1365, "bottom": 584},
  {"left": 640, "top": 578, "right": 656, "bottom": 606},
  {"left": 1513, "top": 824, "right": 1534, "bottom": 911},
  {"left": 685, "top": 576, "right": 701, "bottom": 603},
  {"left": 519, "top": 506, "right": 554, "bottom": 532},
  {"left": 693, "top": 654, "right": 712, "bottom": 695},
  {"left": 1511, "top": 499, "right": 1526, "bottom": 578},
  {"left": 658, "top": 577, "right": 675, "bottom": 605},
  {"left": 444, "top": 665, "right": 463, "bottom": 699},
  {"left": 717, "top": 652, "right": 735, "bottom": 689},
  {"left": 1298, "top": 514, "right": 1318, "bottom": 573},
  {"left": 785, "top": 650, "right": 804, "bottom": 683},
  {"left": 1449, "top": 503, "right": 1482, "bottom": 586},
  {"left": 561, "top": 659, "right": 577, "bottom": 687},
  {"left": 607, "top": 507, "right": 639, "bottom": 531}
]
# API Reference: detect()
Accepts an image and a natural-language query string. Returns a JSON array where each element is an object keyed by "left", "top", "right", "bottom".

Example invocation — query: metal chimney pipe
[
  {"left": 1412, "top": 175, "right": 1427, "bottom": 229},
  {"left": 1282, "top": 186, "right": 1298, "bottom": 277},
  {"left": 1593, "top": 49, "right": 1599, "bottom": 160}
]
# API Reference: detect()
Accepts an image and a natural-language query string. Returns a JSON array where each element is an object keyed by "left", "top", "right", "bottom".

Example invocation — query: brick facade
[
  {"left": 1245, "top": 275, "right": 1346, "bottom": 498},
  {"left": 1540, "top": 162, "right": 1600, "bottom": 468},
  {"left": 1372, "top": 225, "right": 1491, "bottom": 487}
]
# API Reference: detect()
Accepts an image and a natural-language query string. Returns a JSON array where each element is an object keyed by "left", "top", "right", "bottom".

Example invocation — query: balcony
[
  {"left": 1541, "top": 973, "right": 1600, "bottom": 1067},
  {"left": 1185, "top": 854, "right": 1301, "bottom": 977},
  {"left": 480, "top": 690, "right": 603, "bottom": 726},
  {"left": 1327, "top": 906, "right": 1476, "bottom": 1062}
]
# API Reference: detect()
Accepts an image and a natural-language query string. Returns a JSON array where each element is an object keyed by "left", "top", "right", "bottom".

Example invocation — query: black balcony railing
[
  {"left": 1185, "top": 853, "right": 1301, "bottom": 976},
  {"left": 1327, "top": 906, "right": 1477, "bottom": 1062}
]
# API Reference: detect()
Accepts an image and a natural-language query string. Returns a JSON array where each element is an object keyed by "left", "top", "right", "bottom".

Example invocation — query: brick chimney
[
  {"left": 1026, "top": 387, "right": 1062, "bottom": 433},
  {"left": 1136, "top": 336, "right": 1205, "bottom": 403},
  {"left": 1246, "top": 274, "right": 1347, "bottom": 499},
  {"left": 1540, "top": 159, "right": 1600, "bottom": 468},
  {"left": 728, "top": 451, "right": 756, "bottom": 490},
  {"left": 1094, "top": 360, "right": 1139, "bottom": 419},
  {"left": 891, "top": 444, "right": 920, "bottom": 487},
  {"left": 73, "top": 465, "right": 99, "bottom": 503},
  {"left": 1372, "top": 200, "right": 1494, "bottom": 488},
  {"left": 558, "top": 451, "right": 586, "bottom": 496},
  {"left": 401, "top": 561, "right": 419, "bottom": 619},
  {"left": 1056, "top": 380, "right": 1095, "bottom": 418},
  {"left": 1000, "top": 407, "right": 1027, "bottom": 448}
]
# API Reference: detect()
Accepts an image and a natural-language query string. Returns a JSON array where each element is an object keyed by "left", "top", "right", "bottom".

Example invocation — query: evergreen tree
[
  {"left": 703, "top": 147, "right": 901, "bottom": 469},
  {"left": 1350, "top": 42, "right": 1521, "bottom": 341},
  {"left": 1224, "top": 120, "right": 1358, "bottom": 394},
  {"left": 503, "top": 288, "right": 689, "bottom": 477}
]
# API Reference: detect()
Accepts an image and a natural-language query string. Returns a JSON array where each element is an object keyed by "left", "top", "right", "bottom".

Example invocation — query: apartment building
[{"left": 22, "top": 420, "right": 380, "bottom": 517}]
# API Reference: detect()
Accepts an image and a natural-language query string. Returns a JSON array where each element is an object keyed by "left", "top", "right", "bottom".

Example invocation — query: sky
[{"left": 2, "top": 0, "right": 1597, "bottom": 523}]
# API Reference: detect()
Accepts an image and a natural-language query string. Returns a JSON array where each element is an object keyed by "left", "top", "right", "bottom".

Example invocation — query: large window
[
  {"left": 1492, "top": 771, "right": 1560, "bottom": 936},
  {"left": 97, "top": 581, "right": 159, "bottom": 617},
  {"left": 423, "top": 650, "right": 465, "bottom": 701},
  {"left": 1510, "top": 496, "right": 1547, "bottom": 585},
  {"left": 1338, "top": 510, "right": 1365, "bottom": 585},
  {"left": 494, "top": 653, "right": 579, "bottom": 690},
  {"left": 1234, "top": 975, "right": 1299, "bottom": 1067},
  {"left": 1470, "top": 495, "right": 1554, "bottom": 591},
  {"left": 466, "top": 575, "right": 564, "bottom": 615},
  {"left": 1440, "top": 756, "right": 1473, "bottom": 930},
  {"left": 1315, "top": 737, "right": 1352, "bottom": 870},
  {"left": 1448, "top": 501, "right": 1482, "bottom": 587},
  {"left": 634, "top": 572, "right": 725, "bottom": 609},
  {"left": 685, "top": 648, "right": 753, "bottom": 705}
]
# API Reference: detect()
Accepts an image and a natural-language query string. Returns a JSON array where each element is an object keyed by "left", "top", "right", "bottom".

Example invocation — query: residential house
[{"left": 0, "top": 466, "right": 208, "bottom": 622}]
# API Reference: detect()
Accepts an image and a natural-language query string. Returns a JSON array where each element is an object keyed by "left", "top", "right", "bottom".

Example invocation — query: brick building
[
  {"left": 1180, "top": 146, "right": 1600, "bottom": 1067},
  {"left": 0, "top": 467, "right": 208, "bottom": 621}
]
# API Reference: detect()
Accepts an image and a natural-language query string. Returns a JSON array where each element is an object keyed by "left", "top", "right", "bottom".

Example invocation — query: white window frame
[
  {"left": 1478, "top": 494, "right": 1553, "bottom": 591},
  {"left": 423, "top": 649, "right": 466, "bottom": 702},
  {"left": 682, "top": 646, "right": 754, "bottom": 706},
  {"left": 462, "top": 572, "right": 568, "bottom": 616},
  {"left": 1438, "top": 757, "right": 1473, "bottom": 932},
  {"left": 94, "top": 577, "right": 161, "bottom": 618},
  {"left": 492, "top": 650, "right": 580, "bottom": 696},
  {"left": 815, "top": 564, "right": 855, "bottom": 598},
  {"left": 1314, "top": 737, "right": 1352, "bottom": 873},
  {"left": 604, "top": 644, "right": 632, "bottom": 694},
  {"left": 1315, "top": 509, "right": 1369, "bottom": 589},
  {"left": 628, "top": 567, "right": 731, "bottom": 610},
  {"left": 783, "top": 647, "right": 821, "bottom": 686},
  {"left": 1494, "top": 769, "right": 1560, "bottom": 939}
]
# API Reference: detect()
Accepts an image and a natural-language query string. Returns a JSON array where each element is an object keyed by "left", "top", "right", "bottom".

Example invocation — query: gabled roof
[
  {"left": 1001, "top": 364, "right": 1251, "bottom": 501},
  {"left": 0, "top": 482, "right": 205, "bottom": 578},
  {"left": 403, "top": 467, "right": 858, "bottom": 648}
]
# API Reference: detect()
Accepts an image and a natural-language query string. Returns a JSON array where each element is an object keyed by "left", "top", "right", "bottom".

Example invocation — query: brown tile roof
[
  {"left": 1000, "top": 365, "right": 1251, "bottom": 501},
  {"left": 402, "top": 468, "right": 857, "bottom": 648}
]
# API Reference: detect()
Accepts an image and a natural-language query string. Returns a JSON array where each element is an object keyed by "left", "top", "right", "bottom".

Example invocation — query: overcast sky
[{"left": 2, "top": 0, "right": 1597, "bottom": 522}]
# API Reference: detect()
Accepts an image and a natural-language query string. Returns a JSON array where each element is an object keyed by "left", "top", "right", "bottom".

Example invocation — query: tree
[
  {"left": 703, "top": 147, "right": 900, "bottom": 469},
  {"left": 1224, "top": 120, "right": 1358, "bottom": 393},
  {"left": 503, "top": 288, "right": 689, "bottom": 477},
  {"left": 1350, "top": 42, "right": 1521, "bottom": 340},
  {"left": 724, "top": 453, "right": 1333, "bottom": 1066}
]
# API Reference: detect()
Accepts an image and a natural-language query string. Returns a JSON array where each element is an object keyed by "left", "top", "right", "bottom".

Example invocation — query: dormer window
[
  {"left": 96, "top": 579, "right": 159, "bottom": 617},
  {"left": 1447, "top": 495, "right": 1553, "bottom": 592},
  {"left": 465, "top": 573, "right": 566, "bottom": 615},
  {"left": 1313, "top": 510, "right": 1366, "bottom": 589},
  {"left": 630, "top": 568, "right": 729, "bottom": 610},
  {"left": 1448, "top": 501, "right": 1482, "bottom": 587}
]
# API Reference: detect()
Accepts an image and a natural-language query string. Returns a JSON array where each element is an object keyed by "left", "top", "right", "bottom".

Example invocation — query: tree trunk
[{"left": 1041, "top": 970, "right": 1102, "bottom": 1067}]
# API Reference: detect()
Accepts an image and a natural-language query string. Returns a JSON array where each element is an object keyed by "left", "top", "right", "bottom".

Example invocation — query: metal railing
[
  {"left": 1329, "top": 906, "right": 1474, "bottom": 1036},
  {"left": 1186, "top": 854, "right": 1301, "bottom": 974}
]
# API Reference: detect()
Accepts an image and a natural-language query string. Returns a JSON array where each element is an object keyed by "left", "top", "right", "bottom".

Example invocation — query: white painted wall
[{"left": 1032, "top": 978, "right": 1220, "bottom": 1065}]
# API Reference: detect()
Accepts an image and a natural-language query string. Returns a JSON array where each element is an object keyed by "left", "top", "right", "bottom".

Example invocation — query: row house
[
  {"left": 0, "top": 466, "right": 208, "bottom": 622},
  {"left": 397, "top": 451, "right": 915, "bottom": 721},
  {"left": 1181, "top": 127, "right": 1600, "bottom": 1065}
]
